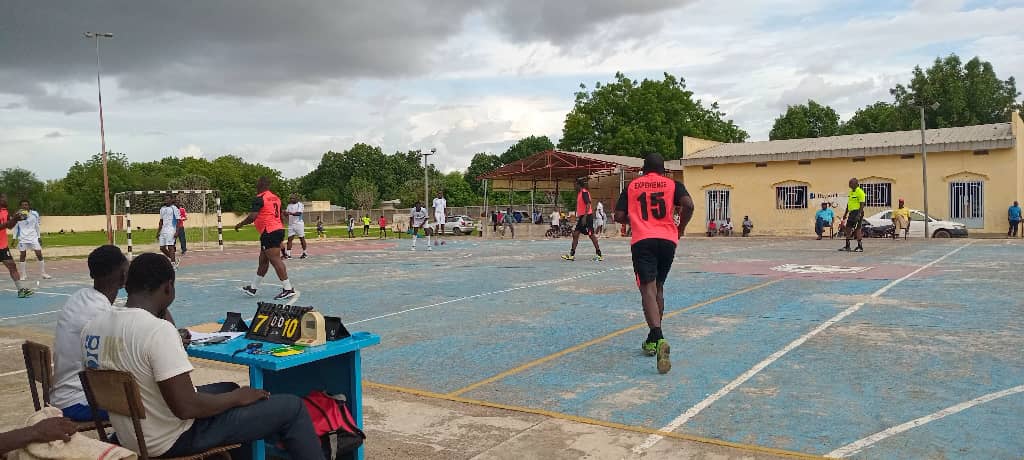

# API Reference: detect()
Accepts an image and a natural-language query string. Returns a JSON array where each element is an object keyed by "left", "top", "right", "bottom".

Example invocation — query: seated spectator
[
  {"left": 706, "top": 220, "right": 717, "bottom": 237},
  {"left": 82, "top": 253, "right": 322, "bottom": 459},
  {"left": 0, "top": 417, "right": 78, "bottom": 457},
  {"left": 742, "top": 216, "right": 753, "bottom": 237},
  {"left": 719, "top": 218, "right": 734, "bottom": 236},
  {"left": 814, "top": 203, "right": 834, "bottom": 240},
  {"left": 51, "top": 245, "right": 128, "bottom": 422},
  {"left": 892, "top": 199, "right": 910, "bottom": 239}
]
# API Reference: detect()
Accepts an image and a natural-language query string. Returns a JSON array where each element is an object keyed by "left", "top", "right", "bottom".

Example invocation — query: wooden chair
[
  {"left": 79, "top": 369, "right": 240, "bottom": 460},
  {"left": 22, "top": 341, "right": 108, "bottom": 433}
]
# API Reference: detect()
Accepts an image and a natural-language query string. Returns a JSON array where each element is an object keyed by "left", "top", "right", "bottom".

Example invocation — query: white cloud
[{"left": 176, "top": 144, "right": 204, "bottom": 158}]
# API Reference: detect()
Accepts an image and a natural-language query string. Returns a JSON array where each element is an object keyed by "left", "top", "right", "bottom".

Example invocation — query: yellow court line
[
  {"left": 447, "top": 279, "right": 781, "bottom": 397},
  {"left": 366, "top": 380, "right": 823, "bottom": 460}
]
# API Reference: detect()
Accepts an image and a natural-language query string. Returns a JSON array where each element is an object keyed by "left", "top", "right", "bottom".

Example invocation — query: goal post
[{"left": 113, "top": 190, "right": 223, "bottom": 259}]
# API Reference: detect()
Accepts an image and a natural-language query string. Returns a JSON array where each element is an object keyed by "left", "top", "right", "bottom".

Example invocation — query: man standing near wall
[
  {"left": 1008, "top": 201, "right": 1021, "bottom": 238},
  {"left": 839, "top": 178, "right": 866, "bottom": 252}
]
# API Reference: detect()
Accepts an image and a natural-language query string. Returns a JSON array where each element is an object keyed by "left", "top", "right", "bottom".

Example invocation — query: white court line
[
  {"left": 632, "top": 241, "right": 973, "bottom": 455},
  {"left": 827, "top": 384, "right": 1024, "bottom": 458},
  {"left": 0, "top": 369, "right": 27, "bottom": 378},
  {"left": 349, "top": 267, "right": 623, "bottom": 325},
  {"left": 0, "top": 310, "right": 60, "bottom": 322}
]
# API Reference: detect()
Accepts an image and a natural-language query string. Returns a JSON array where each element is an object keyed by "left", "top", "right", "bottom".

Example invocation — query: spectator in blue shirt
[
  {"left": 814, "top": 202, "right": 834, "bottom": 240},
  {"left": 1009, "top": 201, "right": 1021, "bottom": 237}
]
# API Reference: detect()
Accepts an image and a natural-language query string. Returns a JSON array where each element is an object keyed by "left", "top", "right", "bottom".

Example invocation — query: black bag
[{"left": 302, "top": 392, "right": 366, "bottom": 460}]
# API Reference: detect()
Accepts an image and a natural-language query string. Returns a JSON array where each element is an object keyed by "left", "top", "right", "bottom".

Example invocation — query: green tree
[
  {"left": 891, "top": 55, "right": 1021, "bottom": 129},
  {"left": 299, "top": 144, "right": 424, "bottom": 208},
  {"left": 499, "top": 135, "right": 554, "bottom": 164},
  {"left": 465, "top": 153, "right": 503, "bottom": 195},
  {"left": 769, "top": 100, "right": 841, "bottom": 140},
  {"left": 559, "top": 72, "right": 748, "bottom": 158},
  {"left": 839, "top": 102, "right": 906, "bottom": 135},
  {"left": 0, "top": 168, "right": 45, "bottom": 204},
  {"left": 168, "top": 174, "right": 212, "bottom": 191},
  {"left": 440, "top": 172, "right": 479, "bottom": 207},
  {"left": 61, "top": 153, "right": 133, "bottom": 214},
  {"left": 348, "top": 176, "right": 378, "bottom": 212}
]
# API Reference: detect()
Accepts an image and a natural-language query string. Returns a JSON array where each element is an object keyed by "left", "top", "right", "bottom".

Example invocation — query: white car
[
  {"left": 438, "top": 215, "right": 475, "bottom": 235},
  {"left": 865, "top": 209, "right": 968, "bottom": 238}
]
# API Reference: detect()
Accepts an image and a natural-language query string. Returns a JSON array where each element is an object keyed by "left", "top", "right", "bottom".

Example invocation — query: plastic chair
[
  {"left": 22, "top": 341, "right": 109, "bottom": 434},
  {"left": 79, "top": 369, "right": 240, "bottom": 460}
]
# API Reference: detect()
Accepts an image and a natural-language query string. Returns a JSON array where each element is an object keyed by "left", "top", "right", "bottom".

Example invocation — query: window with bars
[
  {"left": 949, "top": 181, "right": 984, "bottom": 227},
  {"left": 775, "top": 185, "right": 807, "bottom": 209},
  {"left": 706, "top": 189, "right": 730, "bottom": 223},
  {"left": 861, "top": 182, "right": 892, "bottom": 208}
]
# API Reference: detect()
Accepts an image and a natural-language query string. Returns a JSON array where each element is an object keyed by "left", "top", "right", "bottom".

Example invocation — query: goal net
[{"left": 113, "top": 190, "right": 223, "bottom": 258}]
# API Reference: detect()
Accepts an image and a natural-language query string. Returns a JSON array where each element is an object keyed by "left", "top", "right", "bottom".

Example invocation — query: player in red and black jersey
[
  {"left": 561, "top": 178, "right": 603, "bottom": 261},
  {"left": 614, "top": 154, "right": 694, "bottom": 374},
  {"left": 234, "top": 177, "right": 295, "bottom": 301}
]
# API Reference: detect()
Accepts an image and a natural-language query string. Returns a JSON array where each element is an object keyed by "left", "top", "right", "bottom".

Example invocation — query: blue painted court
[{"left": 5, "top": 237, "right": 1023, "bottom": 459}]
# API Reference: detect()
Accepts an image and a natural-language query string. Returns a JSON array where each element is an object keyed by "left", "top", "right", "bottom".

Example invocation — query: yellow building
[{"left": 680, "top": 112, "right": 1024, "bottom": 236}]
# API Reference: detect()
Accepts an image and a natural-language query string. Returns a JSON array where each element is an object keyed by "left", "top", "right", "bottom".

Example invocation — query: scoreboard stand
[{"left": 189, "top": 304, "right": 380, "bottom": 460}]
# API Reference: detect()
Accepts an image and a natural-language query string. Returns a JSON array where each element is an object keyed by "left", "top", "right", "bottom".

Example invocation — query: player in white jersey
[
  {"left": 156, "top": 194, "right": 180, "bottom": 268},
  {"left": 15, "top": 199, "right": 51, "bottom": 280},
  {"left": 284, "top": 194, "right": 308, "bottom": 259},
  {"left": 409, "top": 202, "right": 432, "bottom": 251},
  {"left": 432, "top": 191, "right": 447, "bottom": 245}
]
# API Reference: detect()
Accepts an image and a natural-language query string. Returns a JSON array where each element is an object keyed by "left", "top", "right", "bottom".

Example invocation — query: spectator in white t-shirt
[
  {"left": 51, "top": 245, "right": 128, "bottom": 422},
  {"left": 82, "top": 253, "right": 323, "bottom": 459}
]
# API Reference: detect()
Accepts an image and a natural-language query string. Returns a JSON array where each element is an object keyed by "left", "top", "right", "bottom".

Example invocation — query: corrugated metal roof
[{"left": 681, "top": 123, "right": 1015, "bottom": 166}]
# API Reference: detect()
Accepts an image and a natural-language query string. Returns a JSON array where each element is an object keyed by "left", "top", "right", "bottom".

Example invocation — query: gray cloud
[
  {"left": 43, "top": 131, "right": 64, "bottom": 138},
  {"left": 1, "top": 0, "right": 479, "bottom": 102},
  {"left": 2, "top": 0, "right": 684, "bottom": 110},
  {"left": 484, "top": 0, "right": 692, "bottom": 44}
]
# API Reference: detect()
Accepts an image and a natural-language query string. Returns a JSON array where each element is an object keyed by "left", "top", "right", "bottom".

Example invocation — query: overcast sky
[{"left": 2, "top": 0, "right": 1023, "bottom": 181}]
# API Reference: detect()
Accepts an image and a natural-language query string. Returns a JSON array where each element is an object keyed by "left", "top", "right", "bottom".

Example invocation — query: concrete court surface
[{"left": 1, "top": 234, "right": 1022, "bottom": 459}]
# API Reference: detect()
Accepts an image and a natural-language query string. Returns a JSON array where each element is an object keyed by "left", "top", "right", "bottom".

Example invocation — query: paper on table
[{"left": 188, "top": 331, "right": 245, "bottom": 344}]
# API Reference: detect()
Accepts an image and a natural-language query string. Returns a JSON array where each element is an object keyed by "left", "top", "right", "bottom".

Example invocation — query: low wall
[{"left": 38, "top": 213, "right": 248, "bottom": 234}]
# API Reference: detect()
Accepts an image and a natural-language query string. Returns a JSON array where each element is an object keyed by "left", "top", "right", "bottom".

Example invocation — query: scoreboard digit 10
[{"left": 246, "top": 302, "right": 313, "bottom": 344}]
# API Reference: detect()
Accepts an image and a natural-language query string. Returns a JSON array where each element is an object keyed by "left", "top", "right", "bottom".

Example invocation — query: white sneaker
[
  {"left": 41, "top": 273, "right": 52, "bottom": 280},
  {"left": 427, "top": 246, "right": 433, "bottom": 251},
  {"left": 410, "top": 247, "right": 416, "bottom": 251},
  {"left": 19, "top": 275, "right": 27, "bottom": 281}
]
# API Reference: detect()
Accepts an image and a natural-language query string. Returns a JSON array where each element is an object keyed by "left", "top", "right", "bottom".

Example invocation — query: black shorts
[
  {"left": 847, "top": 210, "right": 864, "bottom": 233},
  {"left": 631, "top": 238, "right": 677, "bottom": 285},
  {"left": 0, "top": 248, "right": 11, "bottom": 262},
  {"left": 575, "top": 214, "right": 594, "bottom": 235},
  {"left": 259, "top": 229, "right": 286, "bottom": 251}
]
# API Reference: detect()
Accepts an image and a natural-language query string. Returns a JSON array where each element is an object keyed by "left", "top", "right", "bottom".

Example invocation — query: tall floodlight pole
[
  {"left": 916, "top": 102, "right": 939, "bottom": 239},
  {"left": 84, "top": 32, "right": 115, "bottom": 244},
  {"left": 424, "top": 148, "right": 435, "bottom": 216}
]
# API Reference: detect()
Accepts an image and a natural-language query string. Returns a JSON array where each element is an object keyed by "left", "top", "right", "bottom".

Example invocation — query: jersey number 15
[{"left": 636, "top": 192, "right": 667, "bottom": 220}]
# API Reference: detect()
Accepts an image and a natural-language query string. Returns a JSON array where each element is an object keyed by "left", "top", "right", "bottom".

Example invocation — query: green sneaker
[
  {"left": 17, "top": 288, "right": 33, "bottom": 299},
  {"left": 642, "top": 340, "right": 658, "bottom": 356},
  {"left": 656, "top": 339, "right": 671, "bottom": 374},
  {"left": 561, "top": 254, "right": 575, "bottom": 261}
]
